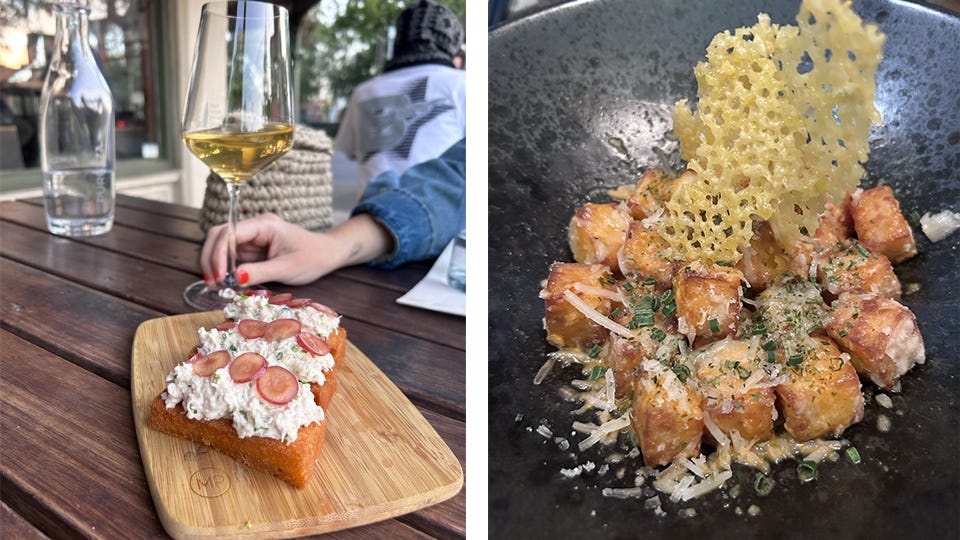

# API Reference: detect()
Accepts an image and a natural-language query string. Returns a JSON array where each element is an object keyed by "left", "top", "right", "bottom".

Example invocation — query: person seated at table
[
  {"left": 200, "top": 138, "right": 465, "bottom": 287},
  {"left": 335, "top": 0, "right": 466, "bottom": 188}
]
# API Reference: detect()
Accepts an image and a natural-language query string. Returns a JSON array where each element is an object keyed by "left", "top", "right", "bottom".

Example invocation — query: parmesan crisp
[{"left": 664, "top": 0, "right": 885, "bottom": 264}]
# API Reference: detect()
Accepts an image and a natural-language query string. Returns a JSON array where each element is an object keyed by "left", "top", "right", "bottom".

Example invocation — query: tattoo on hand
[{"left": 349, "top": 243, "right": 362, "bottom": 260}]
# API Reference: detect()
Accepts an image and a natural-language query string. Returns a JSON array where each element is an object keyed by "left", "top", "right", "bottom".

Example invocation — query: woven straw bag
[{"left": 200, "top": 124, "right": 334, "bottom": 233}]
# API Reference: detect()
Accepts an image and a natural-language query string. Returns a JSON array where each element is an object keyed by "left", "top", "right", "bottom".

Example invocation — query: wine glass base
[{"left": 183, "top": 280, "right": 230, "bottom": 311}]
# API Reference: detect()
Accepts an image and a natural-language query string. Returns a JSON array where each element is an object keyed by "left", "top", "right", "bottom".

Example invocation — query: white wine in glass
[{"left": 181, "top": 1, "right": 294, "bottom": 310}]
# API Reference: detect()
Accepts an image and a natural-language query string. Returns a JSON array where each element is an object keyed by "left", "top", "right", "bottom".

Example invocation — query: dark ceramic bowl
[{"left": 488, "top": 1, "right": 960, "bottom": 537}]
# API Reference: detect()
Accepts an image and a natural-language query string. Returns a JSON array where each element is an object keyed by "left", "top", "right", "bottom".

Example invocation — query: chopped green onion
[
  {"left": 661, "top": 303, "right": 677, "bottom": 318},
  {"left": 908, "top": 210, "right": 921, "bottom": 225},
  {"left": 829, "top": 356, "right": 845, "bottom": 371},
  {"left": 588, "top": 366, "right": 608, "bottom": 381},
  {"left": 708, "top": 318, "right": 720, "bottom": 334},
  {"left": 587, "top": 344, "right": 602, "bottom": 359},
  {"left": 766, "top": 349, "right": 777, "bottom": 363},
  {"left": 787, "top": 354, "right": 803, "bottom": 367},
  {"left": 754, "top": 473, "right": 775, "bottom": 496},
  {"left": 650, "top": 328, "right": 667, "bottom": 342},
  {"left": 715, "top": 260, "right": 732, "bottom": 267},
  {"left": 671, "top": 363, "right": 691, "bottom": 383},
  {"left": 762, "top": 340, "right": 777, "bottom": 351},
  {"left": 751, "top": 323, "right": 767, "bottom": 336},
  {"left": 642, "top": 277, "right": 657, "bottom": 286},
  {"left": 633, "top": 308, "right": 655, "bottom": 327},
  {"left": 622, "top": 282, "right": 634, "bottom": 291},
  {"left": 854, "top": 242, "right": 871, "bottom": 257},
  {"left": 799, "top": 226, "right": 809, "bottom": 235},
  {"left": 838, "top": 329, "right": 848, "bottom": 338},
  {"left": 846, "top": 446, "right": 861, "bottom": 464},
  {"left": 611, "top": 307, "right": 624, "bottom": 318},
  {"left": 735, "top": 364, "right": 751, "bottom": 380},
  {"left": 515, "top": 413, "right": 524, "bottom": 423},
  {"left": 797, "top": 460, "right": 818, "bottom": 483},
  {"left": 661, "top": 289, "right": 675, "bottom": 304}
]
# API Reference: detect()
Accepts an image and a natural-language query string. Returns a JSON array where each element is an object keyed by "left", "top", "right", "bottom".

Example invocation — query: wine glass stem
[{"left": 224, "top": 180, "right": 241, "bottom": 289}]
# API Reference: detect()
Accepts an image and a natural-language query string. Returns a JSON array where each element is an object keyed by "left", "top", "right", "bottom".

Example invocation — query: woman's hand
[{"left": 200, "top": 212, "right": 394, "bottom": 287}]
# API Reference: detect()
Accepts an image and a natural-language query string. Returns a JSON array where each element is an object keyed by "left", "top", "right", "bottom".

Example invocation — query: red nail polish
[
  {"left": 237, "top": 268, "right": 249, "bottom": 285},
  {"left": 203, "top": 273, "right": 211, "bottom": 283}
]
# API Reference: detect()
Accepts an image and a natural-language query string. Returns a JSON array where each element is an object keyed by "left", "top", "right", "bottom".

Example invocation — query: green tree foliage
[{"left": 295, "top": 0, "right": 465, "bottom": 127}]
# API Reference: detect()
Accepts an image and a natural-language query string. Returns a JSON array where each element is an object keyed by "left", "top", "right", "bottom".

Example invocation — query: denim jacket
[{"left": 351, "top": 138, "right": 466, "bottom": 268}]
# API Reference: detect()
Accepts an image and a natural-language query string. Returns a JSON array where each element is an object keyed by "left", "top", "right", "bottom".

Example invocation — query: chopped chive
[
  {"left": 661, "top": 289, "right": 675, "bottom": 304},
  {"left": 735, "top": 364, "right": 751, "bottom": 380},
  {"left": 715, "top": 260, "right": 731, "bottom": 267},
  {"left": 908, "top": 210, "right": 921, "bottom": 225},
  {"left": 797, "top": 460, "right": 818, "bottom": 483},
  {"left": 754, "top": 473, "right": 775, "bottom": 496},
  {"left": 650, "top": 328, "right": 667, "bottom": 342},
  {"left": 786, "top": 354, "right": 803, "bottom": 367},
  {"left": 588, "top": 366, "right": 608, "bottom": 381},
  {"left": 622, "top": 282, "right": 634, "bottom": 291},
  {"left": 661, "top": 303, "right": 677, "bottom": 318},
  {"left": 766, "top": 349, "right": 777, "bottom": 363},
  {"left": 829, "top": 356, "right": 844, "bottom": 371},
  {"left": 671, "top": 363, "right": 691, "bottom": 383},
  {"left": 515, "top": 413, "right": 524, "bottom": 423},
  {"left": 846, "top": 446, "right": 861, "bottom": 464},
  {"left": 799, "top": 226, "right": 809, "bottom": 235},
  {"left": 751, "top": 323, "right": 767, "bottom": 336},
  {"left": 708, "top": 318, "right": 720, "bottom": 334},
  {"left": 611, "top": 307, "right": 624, "bottom": 318},
  {"left": 606, "top": 277, "right": 617, "bottom": 284},
  {"left": 634, "top": 308, "right": 655, "bottom": 327},
  {"left": 838, "top": 329, "right": 848, "bottom": 338},
  {"left": 642, "top": 277, "right": 657, "bottom": 286},
  {"left": 762, "top": 340, "right": 778, "bottom": 351},
  {"left": 587, "top": 344, "right": 602, "bottom": 359},
  {"left": 854, "top": 242, "right": 871, "bottom": 257}
]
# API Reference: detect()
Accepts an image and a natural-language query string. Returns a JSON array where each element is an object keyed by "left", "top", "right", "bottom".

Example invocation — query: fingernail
[
  {"left": 203, "top": 273, "right": 211, "bottom": 284},
  {"left": 236, "top": 268, "right": 249, "bottom": 285}
]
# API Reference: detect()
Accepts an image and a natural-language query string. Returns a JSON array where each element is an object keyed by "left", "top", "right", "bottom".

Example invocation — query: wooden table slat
[
  {"left": 1, "top": 500, "right": 51, "bottom": 540},
  {"left": 2, "top": 201, "right": 465, "bottom": 350}
]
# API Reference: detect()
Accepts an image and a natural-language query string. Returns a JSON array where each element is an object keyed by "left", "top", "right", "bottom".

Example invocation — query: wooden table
[{"left": 0, "top": 195, "right": 465, "bottom": 539}]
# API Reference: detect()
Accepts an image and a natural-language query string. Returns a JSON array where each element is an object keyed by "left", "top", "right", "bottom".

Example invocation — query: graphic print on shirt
[{"left": 357, "top": 76, "right": 454, "bottom": 162}]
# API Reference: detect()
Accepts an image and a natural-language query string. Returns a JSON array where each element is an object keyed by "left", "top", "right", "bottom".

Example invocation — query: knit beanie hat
[{"left": 385, "top": 0, "right": 463, "bottom": 71}]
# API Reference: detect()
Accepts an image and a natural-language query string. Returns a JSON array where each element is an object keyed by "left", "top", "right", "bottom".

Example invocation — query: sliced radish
[
  {"left": 263, "top": 318, "right": 302, "bottom": 342},
  {"left": 245, "top": 289, "right": 273, "bottom": 298},
  {"left": 229, "top": 352, "right": 267, "bottom": 383},
  {"left": 238, "top": 319, "right": 268, "bottom": 339},
  {"left": 296, "top": 332, "right": 330, "bottom": 356},
  {"left": 309, "top": 302, "right": 339, "bottom": 318},
  {"left": 256, "top": 366, "right": 299, "bottom": 405},
  {"left": 216, "top": 321, "right": 236, "bottom": 331},
  {"left": 288, "top": 297, "right": 312, "bottom": 308},
  {"left": 268, "top": 292, "right": 293, "bottom": 305},
  {"left": 192, "top": 350, "right": 230, "bottom": 377},
  {"left": 187, "top": 351, "right": 204, "bottom": 364}
]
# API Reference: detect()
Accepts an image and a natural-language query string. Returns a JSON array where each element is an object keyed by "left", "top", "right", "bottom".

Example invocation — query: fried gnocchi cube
[
  {"left": 568, "top": 202, "right": 633, "bottom": 269},
  {"left": 814, "top": 240, "right": 901, "bottom": 300},
  {"left": 632, "top": 365, "right": 703, "bottom": 466},
  {"left": 814, "top": 192, "right": 854, "bottom": 246},
  {"left": 542, "top": 263, "right": 617, "bottom": 349},
  {"left": 674, "top": 262, "right": 744, "bottom": 342},
  {"left": 736, "top": 220, "right": 792, "bottom": 291},
  {"left": 604, "top": 313, "right": 679, "bottom": 398},
  {"left": 825, "top": 293, "right": 925, "bottom": 391},
  {"left": 617, "top": 220, "right": 677, "bottom": 287},
  {"left": 850, "top": 186, "right": 917, "bottom": 263},
  {"left": 691, "top": 337, "right": 776, "bottom": 443},
  {"left": 775, "top": 336, "right": 864, "bottom": 442},
  {"left": 625, "top": 168, "right": 681, "bottom": 220}
]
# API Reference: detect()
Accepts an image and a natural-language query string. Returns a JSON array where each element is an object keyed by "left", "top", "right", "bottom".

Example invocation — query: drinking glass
[{"left": 181, "top": 1, "right": 294, "bottom": 310}]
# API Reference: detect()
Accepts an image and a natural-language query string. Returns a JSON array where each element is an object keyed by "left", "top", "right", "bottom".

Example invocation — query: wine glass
[{"left": 180, "top": 1, "right": 294, "bottom": 311}]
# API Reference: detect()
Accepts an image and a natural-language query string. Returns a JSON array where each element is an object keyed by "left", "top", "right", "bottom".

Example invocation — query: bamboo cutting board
[{"left": 131, "top": 312, "right": 463, "bottom": 539}]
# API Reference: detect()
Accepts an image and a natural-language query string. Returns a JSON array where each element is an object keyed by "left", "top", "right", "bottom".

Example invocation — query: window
[{"left": 0, "top": 0, "right": 163, "bottom": 172}]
